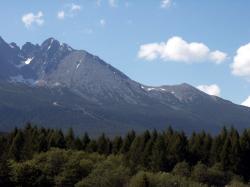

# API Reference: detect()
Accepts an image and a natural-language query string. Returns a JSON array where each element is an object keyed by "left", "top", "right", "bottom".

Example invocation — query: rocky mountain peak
[{"left": 41, "top": 38, "right": 60, "bottom": 51}]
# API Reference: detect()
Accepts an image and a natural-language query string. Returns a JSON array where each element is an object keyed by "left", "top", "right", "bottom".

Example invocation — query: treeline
[{"left": 0, "top": 124, "right": 250, "bottom": 186}]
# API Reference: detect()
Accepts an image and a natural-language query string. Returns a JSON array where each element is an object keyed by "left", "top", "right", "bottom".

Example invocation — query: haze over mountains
[{"left": 0, "top": 36, "right": 250, "bottom": 136}]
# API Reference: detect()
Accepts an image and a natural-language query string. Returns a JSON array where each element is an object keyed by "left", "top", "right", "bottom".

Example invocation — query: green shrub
[
  {"left": 172, "top": 161, "right": 191, "bottom": 177},
  {"left": 75, "top": 155, "right": 130, "bottom": 187}
]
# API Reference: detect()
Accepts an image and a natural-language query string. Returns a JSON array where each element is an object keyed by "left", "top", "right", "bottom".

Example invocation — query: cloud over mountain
[
  {"left": 138, "top": 36, "right": 227, "bottom": 64},
  {"left": 197, "top": 84, "right": 221, "bottom": 96},
  {"left": 231, "top": 43, "right": 250, "bottom": 79},
  {"left": 242, "top": 96, "right": 250, "bottom": 107}
]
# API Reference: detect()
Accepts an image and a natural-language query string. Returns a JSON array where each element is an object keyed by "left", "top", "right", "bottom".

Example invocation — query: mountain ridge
[{"left": 0, "top": 36, "right": 249, "bottom": 136}]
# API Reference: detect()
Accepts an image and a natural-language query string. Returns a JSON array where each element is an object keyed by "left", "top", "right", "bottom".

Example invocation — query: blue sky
[{"left": 1, "top": 0, "right": 250, "bottom": 105}]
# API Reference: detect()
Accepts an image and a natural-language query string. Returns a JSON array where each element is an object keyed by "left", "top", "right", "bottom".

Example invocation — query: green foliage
[
  {"left": 0, "top": 159, "right": 12, "bottom": 187},
  {"left": 0, "top": 125, "right": 250, "bottom": 186},
  {"left": 75, "top": 155, "right": 130, "bottom": 187},
  {"left": 129, "top": 171, "right": 208, "bottom": 187},
  {"left": 191, "top": 162, "right": 208, "bottom": 184},
  {"left": 9, "top": 160, "right": 49, "bottom": 187},
  {"left": 112, "top": 136, "right": 123, "bottom": 154},
  {"left": 8, "top": 149, "right": 105, "bottom": 187},
  {"left": 8, "top": 131, "right": 25, "bottom": 161},
  {"left": 172, "top": 161, "right": 191, "bottom": 177}
]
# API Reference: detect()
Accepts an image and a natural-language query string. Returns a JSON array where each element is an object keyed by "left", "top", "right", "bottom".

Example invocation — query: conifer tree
[
  {"left": 8, "top": 131, "right": 25, "bottom": 161},
  {"left": 112, "top": 136, "right": 123, "bottom": 154},
  {"left": 120, "top": 130, "right": 135, "bottom": 153},
  {"left": 65, "top": 128, "right": 75, "bottom": 149},
  {"left": 97, "top": 133, "right": 110, "bottom": 154},
  {"left": 220, "top": 136, "right": 231, "bottom": 170},
  {"left": 150, "top": 135, "right": 166, "bottom": 171},
  {"left": 82, "top": 133, "right": 90, "bottom": 150},
  {"left": 239, "top": 129, "right": 250, "bottom": 179}
]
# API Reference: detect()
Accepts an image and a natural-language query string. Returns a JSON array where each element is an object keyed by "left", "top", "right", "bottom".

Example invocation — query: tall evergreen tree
[
  {"left": 112, "top": 136, "right": 123, "bottom": 154},
  {"left": 97, "top": 133, "right": 110, "bottom": 154},
  {"left": 82, "top": 133, "right": 90, "bottom": 150},
  {"left": 8, "top": 131, "right": 25, "bottom": 161},
  {"left": 220, "top": 136, "right": 232, "bottom": 170},
  {"left": 65, "top": 128, "right": 75, "bottom": 149},
  {"left": 150, "top": 135, "right": 167, "bottom": 171},
  {"left": 239, "top": 129, "right": 250, "bottom": 179},
  {"left": 120, "top": 130, "right": 135, "bottom": 154}
]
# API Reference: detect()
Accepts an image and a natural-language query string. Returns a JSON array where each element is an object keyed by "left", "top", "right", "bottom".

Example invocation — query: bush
[
  {"left": 206, "top": 163, "right": 228, "bottom": 186},
  {"left": 191, "top": 162, "right": 208, "bottom": 183},
  {"left": 227, "top": 180, "right": 250, "bottom": 187},
  {"left": 9, "top": 160, "right": 51, "bottom": 187},
  {"left": 75, "top": 155, "right": 130, "bottom": 187},
  {"left": 129, "top": 171, "right": 207, "bottom": 187},
  {"left": 172, "top": 161, "right": 191, "bottom": 177}
]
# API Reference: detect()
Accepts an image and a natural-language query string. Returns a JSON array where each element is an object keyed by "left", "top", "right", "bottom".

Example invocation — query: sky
[{"left": 1, "top": 0, "right": 250, "bottom": 106}]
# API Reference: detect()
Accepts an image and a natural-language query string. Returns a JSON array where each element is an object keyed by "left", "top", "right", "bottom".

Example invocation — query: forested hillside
[{"left": 1, "top": 124, "right": 250, "bottom": 186}]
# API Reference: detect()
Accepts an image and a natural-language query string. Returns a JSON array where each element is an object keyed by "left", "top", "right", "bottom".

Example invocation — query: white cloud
[
  {"left": 161, "top": 0, "right": 172, "bottom": 8},
  {"left": 57, "top": 3, "right": 81, "bottom": 20},
  {"left": 231, "top": 43, "right": 250, "bottom": 79},
  {"left": 100, "top": 19, "right": 106, "bottom": 26},
  {"left": 210, "top": 50, "right": 228, "bottom": 64},
  {"left": 138, "top": 36, "right": 227, "bottom": 64},
  {"left": 71, "top": 3, "right": 81, "bottom": 11},
  {"left": 22, "top": 11, "right": 44, "bottom": 28},
  {"left": 57, "top": 11, "right": 65, "bottom": 20},
  {"left": 197, "top": 84, "right": 221, "bottom": 96},
  {"left": 242, "top": 96, "right": 250, "bottom": 107},
  {"left": 109, "top": 0, "right": 117, "bottom": 7}
]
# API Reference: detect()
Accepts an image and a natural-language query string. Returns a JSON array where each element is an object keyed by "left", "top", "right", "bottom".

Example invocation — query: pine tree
[
  {"left": 86, "top": 140, "right": 97, "bottom": 153},
  {"left": 112, "top": 136, "right": 123, "bottom": 154},
  {"left": 37, "top": 129, "right": 49, "bottom": 152},
  {"left": 229, "top": 127, "right": 241, "bottom": 174},
  {"left": 54, "top": 130, "right": 66, "bottom": 149},
  {"left": 210, "top": 135, "right": 222, "bottom": 165},
  {"left": 8, "top": 131, "right": 25, "bottom": 161},
  {"left": 65, "top": 128, "right": 75, "bottom": 149},
  {"left": 150, "top": 135, "right": 167, "bottom": 171},
  {"left": 220, "top": 136, "right": 231, "bottom": 170},
  {"left": 127, "top": 136, "right": 143, "bottom": 172},
  {"left": 75, "top": 137, "right": 83, "bottom": 150},
  {"left": 142, "top": 138, "right": 154, "bottom": 169},
  {"left": 82, "top": 133, "right": 90, "bottom": 150},
  {"left": 239, "top": 129, "right": 250, "bottom": 180},
  {"left": 170, "top": 132, "right": 188, "bottom": 165},
  {"left": 97, "top": 133, "right": 110, "bottom": 154},
  {"left": 120, "top": 130, "right": 135, "bottom": 153}
]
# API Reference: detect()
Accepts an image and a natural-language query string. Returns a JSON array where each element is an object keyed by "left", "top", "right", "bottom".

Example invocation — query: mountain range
[{"left": 0, "top": 36, "right": 250, "bottom": 136}]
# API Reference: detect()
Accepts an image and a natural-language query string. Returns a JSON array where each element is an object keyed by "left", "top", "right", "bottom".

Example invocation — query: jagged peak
[
  {"left": 41, "top": 37, "right": 60, "bottom": 50},
  {"left": 42, "top": 37, "right": 57, "bottom": 44},
  {"left": 41, "top": 37, "right": 74, "bottom": 53}
]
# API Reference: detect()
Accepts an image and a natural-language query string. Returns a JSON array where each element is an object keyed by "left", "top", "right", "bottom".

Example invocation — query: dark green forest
[{"left": 1, "top": 124, "right": 250, "bottom": 187}]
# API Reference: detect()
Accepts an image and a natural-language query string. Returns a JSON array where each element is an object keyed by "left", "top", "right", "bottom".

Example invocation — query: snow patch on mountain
[
  {"left": 141, "top": 86, "right": 167, "bottom": 92},
  {"left": 9, "top": 43, "right": 15, "bottom": 48},
  {"left": 24, "top": 57, "right": 33, "bottom": 65},
  {"left": 48, "top": 39, "right": 54, "bottom": 50}
]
